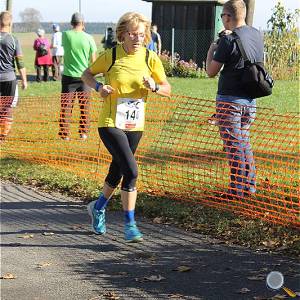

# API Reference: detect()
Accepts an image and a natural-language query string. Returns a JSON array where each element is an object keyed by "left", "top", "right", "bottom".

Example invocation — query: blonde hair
[
  {"left": 116, "top": 12, "right": 151, "bottom": 46},
  {"left": 0, "top": 11, "right": 12, "bottom": 28},
  {"left": 223, "top": 0, "right": 246, "bottom": 21}
]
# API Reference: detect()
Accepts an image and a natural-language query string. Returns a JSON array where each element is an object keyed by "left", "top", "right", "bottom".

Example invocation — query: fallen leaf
[
  {"left": 103, "top": 291, "right": 120, "bottom": 300},
  {"left": 272, "top": 294, "right": 287, "bottom": 299},
  {"left": 153, "top": 217, "right": 163, "bottom": 224},
  {"left": 37, "top": 262, "right": 52, "bottom": 268},
  {"left": 136, "top": 275, "right": 166, "bottom": 282},
  {"left": 173, "top": 266, "right": 192, "bottom": 272},
  {"left": 43, "top": 232, "right": 55, "bottom": 236},
  {"left": 18, "top": 234, "right": 34, "bottom": 239},
  {"left": 1, "top": 273, "right": 16, "bottom": 279},
  {"left": 168, "top": 294, "right": 185, "bottom": 298},
  {"left": 237, "top": 288, "right": 251, "bottom": 294},
  {"left": 247, "top": 275, "right": 265, "bottom": 281}
]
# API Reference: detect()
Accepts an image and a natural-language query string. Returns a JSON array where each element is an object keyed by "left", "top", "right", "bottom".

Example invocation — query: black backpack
[
  {"left": 37, "top": 43, "right": 48, "bottom": 56},
  {"left": 234, "top": 32, "right": 274, "bottom": 99}
]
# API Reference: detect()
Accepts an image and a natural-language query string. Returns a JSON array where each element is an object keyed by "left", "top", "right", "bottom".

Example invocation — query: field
[{"left": 14, "top": 33, "right": 299, "bottom": 114}]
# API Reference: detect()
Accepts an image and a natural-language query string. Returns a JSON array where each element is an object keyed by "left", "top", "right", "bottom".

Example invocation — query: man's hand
[{"left": 21, "top": 80, "right": 28, "bottom": 90}]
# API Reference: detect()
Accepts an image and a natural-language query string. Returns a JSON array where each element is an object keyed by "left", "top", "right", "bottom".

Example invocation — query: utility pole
[
  {"left": 79, "top": 0, "right": 81, "bottom": 13},
  {"left": 6, "top": 0, "right": 12, "bottom": 12},
  {"left": 244, "top": 0, "right": 255, "bottom": 26}
]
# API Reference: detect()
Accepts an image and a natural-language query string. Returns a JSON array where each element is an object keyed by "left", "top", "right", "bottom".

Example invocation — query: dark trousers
[
  {"left": 0, "top": 80, "right": 17, "bottom": 138},
  {"left": 52, "top": 56, "right": 62, "bottom": 81},
  {"left": 0, "top": 80, "right": 16, "bottom": 120},
  {"left": 99, "top": 127, "right": 143, "bottom": 191},
  {"left": 36, "top": 65, "right": 49, "bottom": 82},
  {"left": 59, "top": 75, "right": 91, "bottom": 137}
]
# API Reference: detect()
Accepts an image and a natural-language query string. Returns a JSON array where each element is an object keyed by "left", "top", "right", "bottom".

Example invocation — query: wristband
[
  {"left": 152, "top": 83, "right": 160, "bottom": 93},
  {"left": 95, "top": 81, "right": 102, "bottom": 92}
]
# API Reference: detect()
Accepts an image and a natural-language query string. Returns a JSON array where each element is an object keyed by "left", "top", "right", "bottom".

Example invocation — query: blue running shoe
[
  {"left": 87, "top": 200, "right": 106, "bottom": 234},
  {"left": 124, "top": 222, "right": 143, "bottom": 242}
]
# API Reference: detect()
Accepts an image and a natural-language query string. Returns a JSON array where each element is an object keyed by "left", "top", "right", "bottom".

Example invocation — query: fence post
[{"left": 171, "top": 28, "right": 175, "bottom": 66}]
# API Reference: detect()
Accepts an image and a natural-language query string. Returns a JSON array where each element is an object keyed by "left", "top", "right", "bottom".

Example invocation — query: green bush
[{"left": 160, "top": 51, "right": 207, "bottom": 78}]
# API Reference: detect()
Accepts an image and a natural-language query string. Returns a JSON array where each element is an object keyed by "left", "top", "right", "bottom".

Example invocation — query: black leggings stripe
[{"left": 98, "top": 127, "right": 143, "bottom": 191}]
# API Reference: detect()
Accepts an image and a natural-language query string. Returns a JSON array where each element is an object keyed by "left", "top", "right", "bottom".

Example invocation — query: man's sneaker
[
  {"left": 87, "top": 200, "right": 106, "bottom": 234},
  {"left": 124, "top": 222, "right": 143, "bottom": 242}
]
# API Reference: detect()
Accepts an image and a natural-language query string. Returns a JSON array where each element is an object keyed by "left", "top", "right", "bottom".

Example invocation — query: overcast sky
[{"left": 7, "top": 0, "right": 300, "bottom": 30}]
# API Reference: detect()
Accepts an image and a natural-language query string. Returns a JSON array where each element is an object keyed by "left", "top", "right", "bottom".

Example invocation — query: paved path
[{"left": 1, "top": 182, "right": 299, "bottom": 300}]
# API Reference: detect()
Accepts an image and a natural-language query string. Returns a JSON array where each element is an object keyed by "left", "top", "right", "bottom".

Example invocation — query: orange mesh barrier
[{"left": 1, "top": 94, "right": 299, "bottom": 227}]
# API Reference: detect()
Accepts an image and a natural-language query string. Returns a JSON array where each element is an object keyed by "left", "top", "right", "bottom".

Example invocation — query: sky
[{"left": 5, "top": 0, "right": 300, "bottom": 30}]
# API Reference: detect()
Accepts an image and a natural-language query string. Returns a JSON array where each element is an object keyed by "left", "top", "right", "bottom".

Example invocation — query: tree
[
  {"left": 264, "top": 2, "right": 299, "bottom": 80},
  {"left": 19, "top": 8, "right": 42, "bottom": 32}
]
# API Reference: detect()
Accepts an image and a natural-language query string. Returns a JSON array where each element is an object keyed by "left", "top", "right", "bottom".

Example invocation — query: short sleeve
[
  {"left": 14, "top": 37, "right": 22, "bottom": 57},
  {"left": 148, "top": 51, "right": 166, "bottom": 83},
  {"left": 89, "top": 35, "right": 97, "bottom": 53},
  {"left": 213, "top": 36, "right": 234, "bottom": 64},
  {"left": 89, "top": 50, "right": 109, "bottom": 75}
]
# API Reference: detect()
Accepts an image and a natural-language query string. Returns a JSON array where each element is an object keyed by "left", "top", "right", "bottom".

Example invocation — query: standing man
[
  {"left": 59, "top": 12, "right": 97, "bottom": 141},
  {"left": 51, "top": 24, "right": 64, "bottom": 81},
  {"left": 0, "top": 11, "right": 27, "bottom": 141},
  {"left": 147, "top": 24, "right": 161, "bottom": 55},
  {"left": 206, "top": 0, "right": 264, "bottom": 198}
]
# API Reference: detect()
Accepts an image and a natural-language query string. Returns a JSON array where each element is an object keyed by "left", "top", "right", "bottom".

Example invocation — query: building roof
[{"left": 142, "top": 0, "right": 226, "bottom": 3}]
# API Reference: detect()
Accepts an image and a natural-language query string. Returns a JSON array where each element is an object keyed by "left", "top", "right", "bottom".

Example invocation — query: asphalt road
[{"left": 1, "top": 182, "right": 299, "bottom": 300}]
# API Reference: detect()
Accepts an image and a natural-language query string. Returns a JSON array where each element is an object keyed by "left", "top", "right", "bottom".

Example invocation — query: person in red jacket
[{"left": 33, "top": 29, "right": 52, "bottom": 82}]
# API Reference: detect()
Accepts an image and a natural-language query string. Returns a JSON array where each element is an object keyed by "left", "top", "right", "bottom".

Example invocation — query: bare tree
[
  {"left": 244, "top": 0, "right": 255, "bottom": 26},
  {"left": 19, "top": 8, "right": 42, "bottom": 32}
]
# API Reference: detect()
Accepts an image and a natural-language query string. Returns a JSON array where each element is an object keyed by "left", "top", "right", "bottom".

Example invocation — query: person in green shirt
[{"left": 59, "top": 12, "right": 97, "bottom": 141}]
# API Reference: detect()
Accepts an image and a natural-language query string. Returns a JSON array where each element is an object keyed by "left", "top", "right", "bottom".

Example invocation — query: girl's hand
[
  {"left": 100, "top": 85, "right": 115, "bottom": 97},
  {"left": 143, "top": 76, "right": 156, "bottom": 92}
]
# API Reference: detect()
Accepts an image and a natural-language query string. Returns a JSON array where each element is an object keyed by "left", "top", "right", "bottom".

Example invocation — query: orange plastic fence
[{"left": 1, "top": 94, "right": 299, "bottom": 227}]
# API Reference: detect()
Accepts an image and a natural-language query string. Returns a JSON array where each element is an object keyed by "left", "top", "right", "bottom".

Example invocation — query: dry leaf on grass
[{"left": 0, "top": 273, "right": 16, "bottom": 279}]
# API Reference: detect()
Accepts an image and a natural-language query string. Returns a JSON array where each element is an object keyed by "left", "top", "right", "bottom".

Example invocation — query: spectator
[
  {"left": 0, "top": 11, "right": 27, "bottom": 141},
  {"left": 101, "top": 27, "right": 117, "bottom": 50},
  {"left": 59, "top": 12, "right": 97, "bottom": 141},
  {"left": 147, "top": 24, "right": 161, "bottom": 55},
  {"left": 51, "top": 24, "right": 64, "bottom": 81},
  {"left": 81, "top": 12, "right": 171, "bottom": 242},
  {"left": 206, "top": 0, "right": 264, "bottom": 198},
  {"left": 33, "top": 28, "right": 52, "bottom": 82}
]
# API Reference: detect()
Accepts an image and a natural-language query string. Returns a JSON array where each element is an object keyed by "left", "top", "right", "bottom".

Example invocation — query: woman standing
[
  {"left": 33, "top": 29, "right": 52, "bottom": 82},
  {"left": 82, "top": 12, "right": 171, "bottom": 242}
]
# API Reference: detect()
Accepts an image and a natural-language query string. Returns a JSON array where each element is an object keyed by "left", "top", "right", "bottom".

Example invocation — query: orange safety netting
[{"left": 1, "top": 94, "right": 299, "bottom": 227}]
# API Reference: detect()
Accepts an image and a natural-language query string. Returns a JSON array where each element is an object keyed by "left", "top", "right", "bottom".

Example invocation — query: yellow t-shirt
[{"left": 89, "top": 44, "right": 166, "bottom": 131}]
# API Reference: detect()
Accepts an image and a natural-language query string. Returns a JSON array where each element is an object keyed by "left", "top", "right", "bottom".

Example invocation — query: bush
[
  {"left": 160, "top": 51, "right": 174, "bottom": 77},
  {"left": 159, "top": 50, "right": 207, "bottom": 78}
]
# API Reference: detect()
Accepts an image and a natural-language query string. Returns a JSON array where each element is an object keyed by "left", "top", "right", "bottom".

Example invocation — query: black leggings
[{"left": 98, "top": 127, "right": 143, "bottom": 192}]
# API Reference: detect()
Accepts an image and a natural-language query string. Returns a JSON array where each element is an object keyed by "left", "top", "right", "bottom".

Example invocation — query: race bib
[{"left": 115, "top": 98, "right": 145, "bottom": 130}]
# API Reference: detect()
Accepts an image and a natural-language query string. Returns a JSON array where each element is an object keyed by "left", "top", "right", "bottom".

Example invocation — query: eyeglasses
[
  {"left": 127, "top": 31, "right": 145, "bottom": 39},
  {"left": 220, "top": 13, "right": 231, "bottom": 18}
]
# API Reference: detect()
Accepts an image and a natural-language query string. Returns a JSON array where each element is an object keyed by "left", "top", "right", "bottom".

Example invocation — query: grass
[{"left": 2, "top": 32, "right": 299, "bottom": 256}]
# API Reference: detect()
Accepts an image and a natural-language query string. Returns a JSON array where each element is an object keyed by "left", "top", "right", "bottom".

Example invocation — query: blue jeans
[{"left": 216, "top": 95, "right": 256, "bottom": 196}]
